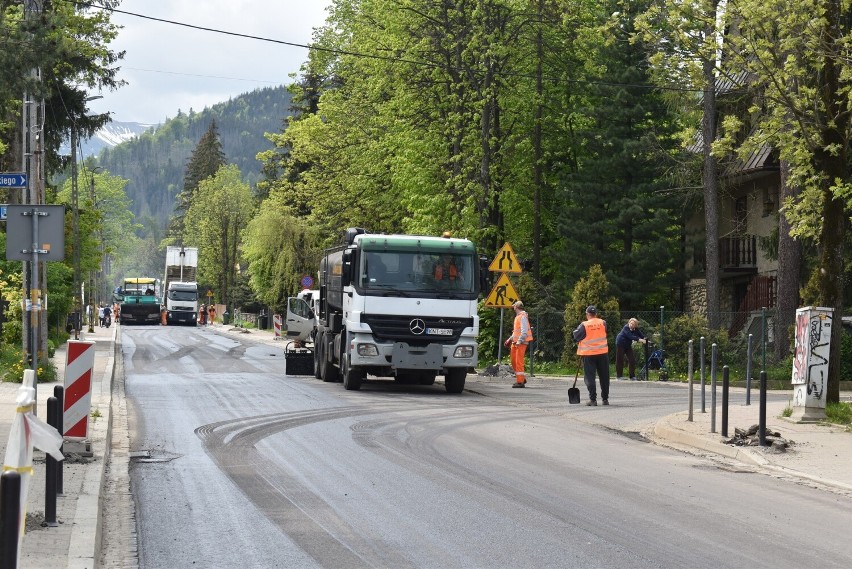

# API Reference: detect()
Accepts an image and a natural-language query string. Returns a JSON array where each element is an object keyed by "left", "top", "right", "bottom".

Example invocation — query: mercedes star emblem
[{"left": 410, "top": 318, "right": 426, "bottom": 335}]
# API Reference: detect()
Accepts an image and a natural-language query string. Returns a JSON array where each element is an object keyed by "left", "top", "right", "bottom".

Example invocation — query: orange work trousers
[{"left": 510, "top": 342, "right": 528, "bottom": 384}]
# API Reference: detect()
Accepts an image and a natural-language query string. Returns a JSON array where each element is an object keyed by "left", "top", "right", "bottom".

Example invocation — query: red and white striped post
[
  {"left": 273, "top": 314, "right": 282, "bottom": 340},
  {"left": 63, "top": 341, "right": 95, "bottom": 442}
]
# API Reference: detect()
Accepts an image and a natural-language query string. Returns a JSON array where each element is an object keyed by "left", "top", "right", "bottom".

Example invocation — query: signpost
[
  {"left": 0, "top": 173, "right": 27, "bottom": 188},
  {"left": 486, "top": 243, "right": 522, "bottom": 361}
]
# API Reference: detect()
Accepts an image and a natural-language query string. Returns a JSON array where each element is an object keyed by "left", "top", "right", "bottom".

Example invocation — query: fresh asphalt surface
[{"left": 116, "top": 325, "right": 852, "bottom": 569}]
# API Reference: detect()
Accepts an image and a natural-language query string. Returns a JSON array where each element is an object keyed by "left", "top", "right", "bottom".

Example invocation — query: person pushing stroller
[{"left": 615, "top": 318, "right": 646, "bottom": 381}]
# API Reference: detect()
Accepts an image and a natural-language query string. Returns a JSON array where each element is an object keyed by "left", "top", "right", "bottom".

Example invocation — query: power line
[{"left": 79, "top": 1, "right": 701, "bottom": 94}]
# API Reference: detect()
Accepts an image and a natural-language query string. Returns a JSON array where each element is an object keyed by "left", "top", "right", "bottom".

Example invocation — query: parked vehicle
[
  {"left": 163, "top": 246, "right": 199, "bottom": 325},
  {"left": 311, "top": 228, "right": 481, "bottom": 393}
]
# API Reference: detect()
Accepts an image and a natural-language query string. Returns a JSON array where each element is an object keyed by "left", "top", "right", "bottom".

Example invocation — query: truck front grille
[{"left": 361, "top": 315, "right": 473, "bottom": 346}]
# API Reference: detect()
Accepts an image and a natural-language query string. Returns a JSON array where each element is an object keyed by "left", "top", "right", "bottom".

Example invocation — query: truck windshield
[
  {"left": 168, "top": 290, "right": 198, "bottom": 301},
  {"left": 361, "top": 250, "right": 475, "bottom": 294}
]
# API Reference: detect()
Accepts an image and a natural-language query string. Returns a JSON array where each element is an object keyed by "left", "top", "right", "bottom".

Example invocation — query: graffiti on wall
[{"left": 792, "top": 308, "right": 831, "bottom": 403}]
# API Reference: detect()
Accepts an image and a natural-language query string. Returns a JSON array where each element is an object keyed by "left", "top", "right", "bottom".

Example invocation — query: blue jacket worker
[{"left": 615, "top": 318, "right": 646, "bottom": 380}]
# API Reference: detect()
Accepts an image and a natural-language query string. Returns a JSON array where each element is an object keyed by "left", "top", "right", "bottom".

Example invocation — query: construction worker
[
  {"left": 198, "top": 304, "right": 207, "bottom": 325},
  {"left": 573, "top": 305, "right": 610, "bottom": 405},
  {"left": 504, "top": 300, "right": 533, "bottom": 388},
  {"left": 433, "top": 254, "right": 459, "bottom": 283}
]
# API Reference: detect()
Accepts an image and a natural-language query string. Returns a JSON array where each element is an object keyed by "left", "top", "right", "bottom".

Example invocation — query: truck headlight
[
  {"left": 454, "top": 346, "right": 474, "bottom": 358},
  {"left": 357, "top": 343, "right": 379, "bottom": 357}
]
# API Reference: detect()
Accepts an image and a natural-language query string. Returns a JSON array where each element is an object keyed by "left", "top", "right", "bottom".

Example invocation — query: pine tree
[
  {"left": 556, "top": 2, "right": 682, "bottom": 309},
  {"left": 168, "top": 120, "right": 227, "bottom": 242}
]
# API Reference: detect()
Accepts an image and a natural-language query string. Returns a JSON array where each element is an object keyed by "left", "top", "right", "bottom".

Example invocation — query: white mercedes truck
[{"left": 313, "top": 228, "right": 481, "bottom": 393}]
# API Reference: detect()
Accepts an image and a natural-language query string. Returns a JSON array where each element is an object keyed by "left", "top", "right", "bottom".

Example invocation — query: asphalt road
[{"left": 118, "top": 325, "right": 852, "bottom": 569}]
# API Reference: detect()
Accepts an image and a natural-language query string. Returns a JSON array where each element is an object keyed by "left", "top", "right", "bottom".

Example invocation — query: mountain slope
[{"left": 95, "top": 85, "right": 291, "bottom": 232}]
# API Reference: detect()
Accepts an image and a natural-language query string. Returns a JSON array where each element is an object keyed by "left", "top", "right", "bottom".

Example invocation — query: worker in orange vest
[
  {"left": 433, "top": 254, "right": 459, "bottom": 283},
  {"left": 504, "top": 300, "right": 533, "bottom": 388},
  {"left": 572, "top": 305, "right": 610, "bottom": 406}
]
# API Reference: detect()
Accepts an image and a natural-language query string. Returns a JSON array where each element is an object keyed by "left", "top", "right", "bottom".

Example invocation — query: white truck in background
[
  {"left": 285, "top": 289, "right": 319, "bottom": 343},
  {"left": 163, "top": 246, "right": 199, "bottom": 326}
]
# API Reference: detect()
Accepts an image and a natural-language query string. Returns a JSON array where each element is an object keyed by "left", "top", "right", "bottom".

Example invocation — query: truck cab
[{"left": 165, "top": 281, "right": 199, "bottom": 325}]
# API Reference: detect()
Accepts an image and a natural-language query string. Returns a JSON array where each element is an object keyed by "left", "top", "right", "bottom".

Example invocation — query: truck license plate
[{"left": 427, "top": 327, "right": 453, "bottom": 335}]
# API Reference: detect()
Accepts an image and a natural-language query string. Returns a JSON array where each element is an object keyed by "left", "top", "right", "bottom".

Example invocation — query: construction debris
[{"left": 724, "top": 424, "right": 792, "bottom": 452}]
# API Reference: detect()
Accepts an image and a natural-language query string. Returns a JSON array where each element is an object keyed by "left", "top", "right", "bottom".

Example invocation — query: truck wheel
[
  {"left": 320, "top": 336, "right": 339, "bottom": 383},
  {"left": 419, "top": 371, "right": 437, "bottom": 386},
  {"left": 341, "top": 355, "right": 363, "bottom": 391},
  {"left": 444, "top": 369, "right": 466, "bottom": 394},
  {"left": 313, "top": 334, "right": 323, "bottom": 379}
]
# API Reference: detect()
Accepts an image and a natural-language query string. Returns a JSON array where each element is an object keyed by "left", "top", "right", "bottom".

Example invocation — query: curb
[{"left": 67, "top": 324, "right": 116, "bottom": 569}]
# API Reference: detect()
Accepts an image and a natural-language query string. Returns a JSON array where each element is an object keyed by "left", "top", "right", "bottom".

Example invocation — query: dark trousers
[
  {"left": 615, "top": 344, "right": 636, "bottom": 378},
  {"left": 583, "top": 353, "right": 610, "bottom": 401}
]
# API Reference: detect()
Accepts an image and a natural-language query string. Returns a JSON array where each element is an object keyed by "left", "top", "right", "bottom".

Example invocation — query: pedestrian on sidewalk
[
  {"left": 615, "top": 318, "right": 646, "bottom": 380},
  {"left": 572, "top": 305, "right": 610, "bottom": 406},
  {"left": 504, "top": 300, "right": 533, "bottom": 388}
]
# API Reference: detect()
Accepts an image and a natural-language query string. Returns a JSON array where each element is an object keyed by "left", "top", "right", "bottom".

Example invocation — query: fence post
[
  {"left": 53, "top": 385, "right": 64, "bottom": 495},
  {"left": 0, "top": 471, "right": 21, "bottom": 569},
  {"left": 529, "top": 314, "right": 539, "bottom": 378},
  {"left": 687, "top": 339, "right": 694, "bottom": 422},
  {"left": 759, "top": 370, "right": 768, "bottom": 446},
  {"left": 45, "top": 396, "right": 59, "bottom": 527},
  {"left": 700, "top": 337, "right": 706, "bottom": 413},
  {"left": 710, "top": 343, "right": 718, "bottom": 433},
  {"left": 659, "top": 305, "right": 665, "bottom": 363},
  {"left": 746, "top": 333, "right": 753, "bottom": 406},
  {"left": 722, "top": 365, "right": 729, "bottom": 437},
  {"left": 761, "top": 307, "right": 767, "bottom": 371}
]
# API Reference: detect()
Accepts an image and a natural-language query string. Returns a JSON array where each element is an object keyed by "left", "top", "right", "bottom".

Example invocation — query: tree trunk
[
  {"left": 774, "top": 160, "right": 801, "bottom": 361},
  {"left": 702, "top": 48, "right": 721, "bottom": 329}
]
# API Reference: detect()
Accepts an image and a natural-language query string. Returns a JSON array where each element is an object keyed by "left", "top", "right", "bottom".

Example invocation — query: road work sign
[{"left": 484, "top": 273, "right": 519, "bottom": 308}]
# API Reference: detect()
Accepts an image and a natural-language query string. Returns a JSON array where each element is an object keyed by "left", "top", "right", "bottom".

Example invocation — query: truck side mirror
[{"left": 341, "top": 249, "right": 353, "bottom": 287}]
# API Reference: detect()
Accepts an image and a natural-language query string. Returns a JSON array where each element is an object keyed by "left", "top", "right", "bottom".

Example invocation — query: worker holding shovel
[{"left": 572, "top": 305, "right": 610, "bottom": 406}]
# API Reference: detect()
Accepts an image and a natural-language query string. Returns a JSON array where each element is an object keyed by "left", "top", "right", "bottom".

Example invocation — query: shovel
[{"left": 568, "top": 369, "right": 581, "bottom": 404}]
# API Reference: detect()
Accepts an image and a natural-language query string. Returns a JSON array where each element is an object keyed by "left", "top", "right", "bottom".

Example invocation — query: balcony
[
  {"left": 693, "top": 235, "right": 759, "bottom": 273},
  {"left": 720, "top": 235, "right": 758, "bottom": 271}
]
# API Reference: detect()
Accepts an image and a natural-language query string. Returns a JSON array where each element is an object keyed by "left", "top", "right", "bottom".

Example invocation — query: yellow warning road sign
[
  {"left": 488, "top": 242, "right": 522, "bottom": 273},
  {"left": 484, "top": 273, "right": 519, "bottom": 308}
]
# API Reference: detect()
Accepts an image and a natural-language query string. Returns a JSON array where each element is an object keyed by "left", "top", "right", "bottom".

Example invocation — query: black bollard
[
  {"left": 759, "top": 371, "right": 768, "bottom": 446},
  {"left": 721, "top": 366, "right": 729, "bottom": 438},
  {"left": 1, "top": 471, "right": 21, "bottom": 569},
  {"left": 45, "top": 397, "right": 58, "bottom": 527},
  {"left": 54, "top": 385, "right": 64, "bottom": 496}
]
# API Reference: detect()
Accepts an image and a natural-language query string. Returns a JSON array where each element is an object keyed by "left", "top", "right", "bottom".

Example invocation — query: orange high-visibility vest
[
  {"left": 511, "top": 311, "right": 534, "bottom": 343},
  {"left": 577, "top": 318, "right": 608, "bottom": 355},
  {"left": 434, "top": 262, "right": 458, "bottom": 281}
]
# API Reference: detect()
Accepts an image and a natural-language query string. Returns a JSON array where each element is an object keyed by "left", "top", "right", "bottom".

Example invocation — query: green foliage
[
  {"left": 653, "top": 313, "right": 730, "bottom": 376},
  {"left": 562, "top": 264, "right": 620, "bottom": 364},
  {"left": 841, "top": 331, "right": 852, "bottom": 382},
  {"left": 826, "top": 402, "right": 852, "bottom": 427},
  {"left": 0, "top": 343, "right": 56, "bottom": 384},
  {"left": 242, "top": 203, "right": 323, "bottom": 313},
  {"left": 183, "top": 165, "right": 255, "bottom": 307},
  {"left": 97, "top": 87, "right": 292, "bottom": 231}
]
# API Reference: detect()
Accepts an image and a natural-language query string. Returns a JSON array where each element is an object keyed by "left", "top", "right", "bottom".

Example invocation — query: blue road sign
[
  {"left": 0, "top": 173, "right": 27, "bottom": 188},
  {"left": 0, "top": 205, "right": 6, "bottom": 221},
  {"left": 300, "top": 275, "right": 315, "bottom": 289}
]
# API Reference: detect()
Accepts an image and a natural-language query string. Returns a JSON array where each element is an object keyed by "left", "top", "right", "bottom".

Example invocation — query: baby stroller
[{"left": 638, "top": 342, "right": 666, "bottom": 381}]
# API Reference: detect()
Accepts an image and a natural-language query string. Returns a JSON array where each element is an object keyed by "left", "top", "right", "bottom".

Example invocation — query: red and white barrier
[
  {"left": 63, "top": 341, "right": 95, "bottom": 439},
  {"left": 273, "top": 314, "right": 282, "bottom": 340}
]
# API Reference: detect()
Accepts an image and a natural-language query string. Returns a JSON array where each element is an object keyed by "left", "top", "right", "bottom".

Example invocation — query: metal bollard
[
  {"left": 759, "top": 370, "right": 768, "bottom": 446},
  {"left": 721, "top": 366, "right": 729, "bottom": 438},
  {"left": 54, "top": 385, "right": 64, "bottom": 496},
  {"left": 1, "top": 471, "right": 21, "bottom": 569},
  {"left": 45, "top": 397, "right": 58, "bottom": 527},
  {"left": 687, "top": 340, "right": 694, "bottom": 422},
  {"left": 700, "top": 337, "right": 706, "bottom": 413},
  {"left": 746, "top": 334, "right": 753, "bottom": 406},
  {"left": 710, "top": 343, "right": 718, "bottom": 433}
]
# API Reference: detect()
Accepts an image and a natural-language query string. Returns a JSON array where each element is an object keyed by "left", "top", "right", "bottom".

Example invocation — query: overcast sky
[{"left": 87, "top": 1, "right": 333, "bottom": 125}]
